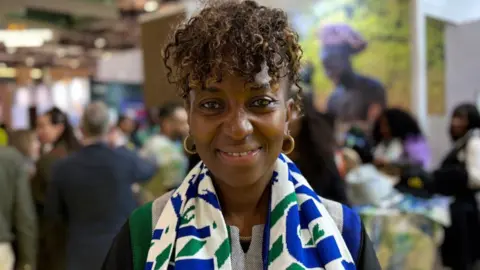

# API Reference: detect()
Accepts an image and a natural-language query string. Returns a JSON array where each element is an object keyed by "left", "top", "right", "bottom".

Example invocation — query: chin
[
  {"left": 214, "top": 168, "right": 266, "bottom": 189},
  {"left": 203, "top": 150, "right": 273, "bottom": 188}
]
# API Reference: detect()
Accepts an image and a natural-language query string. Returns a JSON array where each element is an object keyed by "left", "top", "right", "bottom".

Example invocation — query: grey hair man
[
  {"left": 43, "top": 101, "right": 156, "bottom": 270},
  {"left": 80, "top": 101, "right": 111, "bottom": 143}
]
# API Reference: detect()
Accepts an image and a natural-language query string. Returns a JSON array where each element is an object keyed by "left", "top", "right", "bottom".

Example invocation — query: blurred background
[
  {"left": 1, "top": 0, "right": 480, "bottom": 269},
  {"left": 0, "top": 0, "right": 479, "bottom": 164}
]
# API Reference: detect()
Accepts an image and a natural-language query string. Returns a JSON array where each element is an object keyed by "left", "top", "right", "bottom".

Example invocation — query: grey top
[
  {"left": 0, "top": 146, "right": 37, "bottom": 269},
  {"left": 151, "top": 191, "right": 345, "bottom": 270}
]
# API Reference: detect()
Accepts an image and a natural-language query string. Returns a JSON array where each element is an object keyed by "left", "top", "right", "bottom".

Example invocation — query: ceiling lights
[
  {"left": 144, "top": 0, "right": 159, "bottom": 12},
  {"left": 30, "top": 68, "right": 43, "bottom": 79},
  {"left": 25, "top": 57, "right": 35, "bottom": 67},
  {"left": 0, "top": 29, "right": 53, "bottom": 48},
  {"left": 94, "top": 37, "right": 107, "bottom": 49},
  {"left": 69, "top": 59, "right": 80, "bottom": 69}
]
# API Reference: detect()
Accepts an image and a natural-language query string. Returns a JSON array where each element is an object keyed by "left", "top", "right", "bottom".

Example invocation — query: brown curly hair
[{"left": 163, "top": 0, "right": 303, "bottom": 107}]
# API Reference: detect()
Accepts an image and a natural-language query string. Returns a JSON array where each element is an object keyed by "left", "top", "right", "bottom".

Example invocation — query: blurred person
[
  {"left": 9, "top": 130, "right": 40, "bottom": 177},
  {"left": 0, "top": 146, "right": 37, "bottom": 270},
  {"left": 288, "top": 91, "right": 349, "bottom": 204},
  {"left": 33, "top": 107, "right": 80, "bottom": 270},
  {"left": 44, "top": 101, "right": 156, "bottom": 270},
  {"left": 135, "top": 107, "right": 161, "bottom": 147},
  {"left": 372, "top": 108, "right": 431, "bottom": 169},
  {"left": 104, "top": 1, "right": 379, "bottom": 269},
  {"left": 116, "top": 114, "right": 136, "bottom": 149},
  {"left": 319, "top": 23, "right": 386, "bottom": 130},
  {"left": 139, "top": 102, "right": 189, "bottom": 201},
  {"left": 431, "top": 103, "right": 480, "bottom": 270},
  {"left": 343, "top": 134, "right": 449, "bottom": 270}
]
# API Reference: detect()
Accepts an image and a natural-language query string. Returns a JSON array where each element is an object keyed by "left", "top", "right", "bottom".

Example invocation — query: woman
[
  {"left": 432, "top": 103, "right": 480, "bottom": 270},
  {"left": 289, "top": 91, "right": 349, "bottom": 204},
  {"left": 103, "top": 1, "right": 379, "bottom": 269},
  {"left": 320, "top": 24, "right": 386, "bottom": 128},
  {"left": 372, "top": 108, "right": 431, "bottom": 169},
  {"left": 32, "top": 107, "right": 80, "bottom": 270}
]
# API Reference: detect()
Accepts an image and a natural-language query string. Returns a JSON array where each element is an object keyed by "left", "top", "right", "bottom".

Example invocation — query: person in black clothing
[
  {"left": 432, "top": 103, "right": 480, "bottom": 270},
  {"left": 289, "top": 91, "right": 349, "bottom": 204}
]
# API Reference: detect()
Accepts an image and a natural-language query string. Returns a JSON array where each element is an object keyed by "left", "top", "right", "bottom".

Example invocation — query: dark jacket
[
  {"left": 0, "top": 147, "right": 37, "bottom": 269},
  {"left": 31, "top": 142, "right": 70, "bottom": 270},
  {"left": 432, "top": 134, "right": 480, "bottom": 270},
  {"left": 44, "top": 143, "right": 156, "bottom": 270},
  {"left": 292, "top": 93, "right": 349, "bottom": 204}
]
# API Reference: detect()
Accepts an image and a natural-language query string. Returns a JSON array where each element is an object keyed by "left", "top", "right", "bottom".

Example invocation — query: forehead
[
  {"left": 200, "top": 73, "right": 289, "bottom": 94},
  {"left": 37, "top": 115, "right": 51, "bottom": 124}
]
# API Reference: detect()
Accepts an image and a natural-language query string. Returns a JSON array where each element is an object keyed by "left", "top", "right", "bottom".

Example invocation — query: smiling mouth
[
  {"left": 217, "top": 147, "right": 262, "bottom": 164},
  {"left": 219, "top": 148, "right": 261, "bottom": 157}
]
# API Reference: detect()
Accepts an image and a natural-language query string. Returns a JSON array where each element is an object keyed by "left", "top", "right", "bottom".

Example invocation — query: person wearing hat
[{"left": 319, "top": 23, "right": 386, "bottom": 131}]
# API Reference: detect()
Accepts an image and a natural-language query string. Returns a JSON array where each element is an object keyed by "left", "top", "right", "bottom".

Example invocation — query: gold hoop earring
[
  {"left": 282, "top": 135, "right": 295, "bottom": 155},
  {"left": 183, "top": 135, "right": 197, "bottom": 155}
]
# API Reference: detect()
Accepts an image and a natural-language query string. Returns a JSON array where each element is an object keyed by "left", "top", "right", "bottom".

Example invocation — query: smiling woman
[{"left": 102, "top": 1, "right": 380, "bottom": 270}]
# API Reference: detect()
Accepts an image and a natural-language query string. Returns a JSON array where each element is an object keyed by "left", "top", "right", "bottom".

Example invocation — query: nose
[{"left": 222, "top": 108, "right": 253, "bottom": 140}]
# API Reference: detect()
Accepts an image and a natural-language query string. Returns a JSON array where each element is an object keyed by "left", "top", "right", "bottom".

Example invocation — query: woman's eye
[
  {"left": 251, "top": 99, "right": 274, "bottom": 108},
  {"left": 200, "top": 101, "right": 222, "bottom": 110}
]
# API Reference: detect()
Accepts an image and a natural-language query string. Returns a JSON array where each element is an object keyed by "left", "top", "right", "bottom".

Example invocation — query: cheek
[{"left": 189, "top": 115, "right": 218, "bottom": 147}]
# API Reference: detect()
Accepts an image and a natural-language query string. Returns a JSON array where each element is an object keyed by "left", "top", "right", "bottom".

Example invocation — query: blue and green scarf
[{"left": 145, "top": 154, "right": 356, "bottom": 269}]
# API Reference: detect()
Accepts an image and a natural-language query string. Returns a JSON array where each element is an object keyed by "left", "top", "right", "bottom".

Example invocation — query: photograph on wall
[{"left": 292, "top": 0, "right": 445, "bottom": 117}]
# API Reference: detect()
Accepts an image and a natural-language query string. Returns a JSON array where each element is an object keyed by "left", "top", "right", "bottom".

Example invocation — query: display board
[{"left": 140, "top": 3, "right": 186, "bottom": 108}]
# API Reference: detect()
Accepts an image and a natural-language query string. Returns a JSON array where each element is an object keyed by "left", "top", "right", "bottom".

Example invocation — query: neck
[
  {"left": 215, "top": 170, "right": 272, "bottom": 235},
  {"left": 83, "top": 136, "right": 107, "bottom": 146}
]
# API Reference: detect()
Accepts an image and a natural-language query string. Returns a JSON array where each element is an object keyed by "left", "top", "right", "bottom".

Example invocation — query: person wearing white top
[{"left": 432, "top": 103, "right": 480, "bottom": 270}]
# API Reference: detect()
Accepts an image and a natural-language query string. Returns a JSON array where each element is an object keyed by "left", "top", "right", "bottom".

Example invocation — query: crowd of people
[{"left": 1, "top": 1, "right": 480, "bottom": 270}]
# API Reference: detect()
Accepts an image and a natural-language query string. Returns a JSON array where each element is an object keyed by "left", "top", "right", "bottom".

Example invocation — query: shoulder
[
  {"left": 0, "top": 146, "right": 23, "bottom": 161},
  {"left": 129, "top": 191, "right": 173, "bottom": 230},
  {"left": 356, "top": 74, "right": 385, "bottom": 90},
  {"left": 0, "top": 147, "right": 25, "bottom": 170},
  {"left": 151, "top": 191, "right": 175, "bottom": 226},
  {"left": 321, "top": 197, "right": 363, "bottom": 262},
  {"left": 467, "top": 130, "right": 480, "bottom": 150}
]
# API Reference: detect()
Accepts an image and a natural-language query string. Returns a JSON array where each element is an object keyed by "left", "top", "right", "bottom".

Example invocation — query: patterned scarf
[{"left": 145, "top": 154, "right": 356, "bottom": 270}]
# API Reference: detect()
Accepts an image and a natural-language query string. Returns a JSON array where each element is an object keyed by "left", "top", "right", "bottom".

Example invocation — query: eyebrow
[
  {"left": 250, "top": 82, "right": 271, "bottom": 90},
  {"left": 203, "top": 83, "right": 271, "bottom": 92}
]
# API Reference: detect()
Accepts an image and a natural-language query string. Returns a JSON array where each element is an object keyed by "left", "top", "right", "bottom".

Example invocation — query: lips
[
  {"left": 220, "top": 149, "right": 259, "bottom": 157},
  {"left": 217, "top": 147, "right": 262, "bottom": 165}
]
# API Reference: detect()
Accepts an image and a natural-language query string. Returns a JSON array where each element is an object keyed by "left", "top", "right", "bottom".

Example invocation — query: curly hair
[
  {"left": 163, "top": 0, "right": 303, "bottom": 108},
  {"left": 372, "top": 108, "right": 423, "bottom": 145}
]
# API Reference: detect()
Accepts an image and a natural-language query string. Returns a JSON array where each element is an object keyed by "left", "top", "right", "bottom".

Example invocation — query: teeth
[{"left": 224, "top": 150, "right": 255, "bottom": 157}]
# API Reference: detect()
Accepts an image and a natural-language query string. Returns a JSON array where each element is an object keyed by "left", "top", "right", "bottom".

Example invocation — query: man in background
[
  {"left": 140, "top": 102, "right": 189, "bottom": 202},
  {"left": 44, "top": 101, "right": 156, "bottom": 270},
  {"left": 0, "top": 146, "right": 36, "bottom": 270},
  {"left": 114, "top": 114, "right": 136, "bottom": 149}
]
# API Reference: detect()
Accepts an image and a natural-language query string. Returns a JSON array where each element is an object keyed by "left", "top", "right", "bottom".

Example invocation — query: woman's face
[
  {"left": 29, "top": 135, "right": 40, "bottom": 161},
  {"left": 187, "top": 74, "right": 293, "bottom": 188},
  {"left": 450, "top": 114, "right": 469, "bottom": 140},
  {"left": 36, "top": 115, "right": 64, "bottom": 145},
  {"left": 379, "top": 116, "right": 391, "bottom": 139}
]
